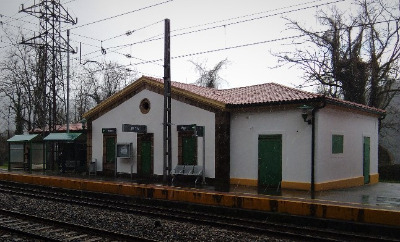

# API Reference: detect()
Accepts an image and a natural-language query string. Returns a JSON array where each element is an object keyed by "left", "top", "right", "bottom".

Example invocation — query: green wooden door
[
  {"left": 363, "top": 136, "right": 370, "bottom": 184},
  {"left": 141, "top": 141, "right": 152, "bottom": 176},
  {"left": 106, "top": 137, "right": 116, "bottom": 163},
  {"left": 258, "top": 135, "right": 282, "bottom": 187},
  {"left": 182, "top": 136, "right": 196, "bottom": 165}
]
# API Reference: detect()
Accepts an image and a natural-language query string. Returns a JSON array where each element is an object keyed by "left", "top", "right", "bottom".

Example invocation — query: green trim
[
  {"left": 44, "top": 133, "right": 82, "bottom": 141},
  {"left": 7, "top": 134, "right": 42, "bottom": 143}
]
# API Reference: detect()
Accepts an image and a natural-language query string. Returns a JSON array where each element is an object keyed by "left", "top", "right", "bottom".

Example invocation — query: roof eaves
[
  {"left": 83, "top": 76, "right": 226, "bottom": 121},
  {"left": 83, "top": 76, "right": 147, "bottom": 120},
  {"left": 325, "top": 97, "right": 386, "bottom": 116},
  {"left": 226, "top": 96, "right": 324, "bottom": 108},
  {"left": 148, "top": 80, "right": 226, "bottom": 110}
]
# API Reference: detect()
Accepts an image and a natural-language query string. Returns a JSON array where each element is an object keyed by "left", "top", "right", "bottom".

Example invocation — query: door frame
[
  {"left": 103, "top": 134, "right": 116, "bottom": 175},
  {"left": 137, "top": 133, "right": 154, "bottom": 177},
  {"left": 258, "top": 134, "right": 282, "bottom": 188},
  {"left": 363, "top": 136, "right": 370, "bottom": 184},
  {"left": 178, "top": 131, "right": 198, "bottom": 165}
]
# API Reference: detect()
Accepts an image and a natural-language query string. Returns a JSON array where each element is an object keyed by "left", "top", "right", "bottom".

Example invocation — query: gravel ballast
[{"left": 0, "top": 192, "right": 295, "bottom": 241}]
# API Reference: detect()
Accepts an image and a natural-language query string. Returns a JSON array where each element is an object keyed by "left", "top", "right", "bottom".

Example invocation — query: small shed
[
  {"left": 7, "top": 134, "right": 44, "bottom": 171},
  {"left": 43, "top": 133, "right": 87, "bottom": 172}
]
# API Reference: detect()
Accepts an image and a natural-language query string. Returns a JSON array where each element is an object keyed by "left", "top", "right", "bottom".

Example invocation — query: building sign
[
  {"left": 177, "top": 125, "right": 204, "bottom": 137},
  {"left": 102, "top": 128, "right": 116, "bottom": 134},
  {"left": 177, "top": 124, "right": 196, "bottom": 132},
  {"left": 122, "top": 124, "right": 147, "bottom": 133}
]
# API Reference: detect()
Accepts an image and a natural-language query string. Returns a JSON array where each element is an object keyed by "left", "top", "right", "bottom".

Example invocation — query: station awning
[
  {"left": 7, "top": 134, "right": 42, "bottom": 143},
  {"left": 44, "top": 133, "right": 82, "bottom": 142}
]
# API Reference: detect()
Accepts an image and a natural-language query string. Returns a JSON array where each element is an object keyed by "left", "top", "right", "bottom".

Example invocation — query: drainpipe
[{"left": 311, "top": 97, "right": 326, "bottom": 199}]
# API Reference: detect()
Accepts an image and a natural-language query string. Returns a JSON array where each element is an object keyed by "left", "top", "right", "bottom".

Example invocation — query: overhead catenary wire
[
  {"left": 70, "top": 19, "right": 165, "bottom": 59},
  {"left": 83, "top": 33, "right": 309, "bottom": 74},
  {"left": 147, "top": 0, "right": 341, "bottom": 41},
  {"left": 75, "top": 0, "right": 349, "bottom": 61},
  {"left": 96, "top": 0, "right": 328, "bottom": 43},
  {"left": 63, "top": 0, "right": 79, "bottom": 5},
  {"left": 83, "top": 0, "right": 346, "bottom": 59},
  {"left": 102, "top": 19, "right": 164, "bottom": 42},
  {"left": 69, "top": 0, "right": 174, "bottom": 30},
  {"left": 83, "top": 14, "right": 400, "bottom": 73},
  {"left": 0, "top": 13, "right": 37, "bottom": 27}
]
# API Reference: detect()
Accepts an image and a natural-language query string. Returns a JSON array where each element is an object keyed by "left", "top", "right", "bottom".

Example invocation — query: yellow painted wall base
[
  {"left": 370, "top": 173, "right": 379, "bottom": 184},
  {"left": 230, "top": 178, "right": 258, "bottom": 186},
  {"left": 315, "top": 176, "right": 364, "bottom": 191},
  {"left": 232, "top": 175, "right": 377, "bottom": 191}
]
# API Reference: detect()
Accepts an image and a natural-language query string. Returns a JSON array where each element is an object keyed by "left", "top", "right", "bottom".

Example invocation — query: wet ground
[{"left": 228, "top": 182, "right": 400, "bottom": 210}]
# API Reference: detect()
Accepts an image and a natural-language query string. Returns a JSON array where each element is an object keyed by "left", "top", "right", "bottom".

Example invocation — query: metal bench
[
  {"left": 190, "top": 165, "right": 203, "bottom": 185},
  {"left": 172, "top": 165, "right": 203, "bottom": 185}
]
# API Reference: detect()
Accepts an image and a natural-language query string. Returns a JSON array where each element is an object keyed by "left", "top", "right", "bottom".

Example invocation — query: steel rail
[{"left": 0, "top": 181, "right": 398, "bottom": 242}]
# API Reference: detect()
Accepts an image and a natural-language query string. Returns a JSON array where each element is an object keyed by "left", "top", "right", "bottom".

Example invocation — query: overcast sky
[{"left": 0, "top": 0, "right": 354, "bottom": 90}]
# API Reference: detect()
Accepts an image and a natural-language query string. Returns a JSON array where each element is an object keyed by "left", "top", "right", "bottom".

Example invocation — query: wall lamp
[
  {"left": 298, "top": 105, "right": 314, "bottom": 125},
  {"left": 80, "top": 118, "right": 87, "bottom": 130}
]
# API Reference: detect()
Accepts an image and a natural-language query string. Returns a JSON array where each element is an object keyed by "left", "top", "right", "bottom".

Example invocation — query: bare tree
[
  {"left": 72, "top": 60, "right": 138, "bottom": 119},
  {"left": 190, "top": 58, "right": 229, "bottom": 89},
  {"left": 274, "top": 0, "right": 400, "bottom": 110},
  {"left": 0, "top": 30, "right": 40, "bottom": 134}
]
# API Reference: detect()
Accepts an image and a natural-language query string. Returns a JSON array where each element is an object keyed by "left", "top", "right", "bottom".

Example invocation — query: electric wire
[
  {"left": 85, "top": 0, "right": 346, "bottom": 58},
  {"left": 83, "top": 14, "right": 400, "bottom": 73},
  {"left": 81, "top": 33, "right": 308, "bottom": 74},
  {"left": 148, "top": 0, "right": 340, "bottom": 40},
  {"left": 73, "top": 0, "right": 346, "bottom": 59},
  {"left": 70, "top": 19, "right": 164, "bottom": 47},
  {"left": 78, "top": 0, "right": 342, "bottom": 48},
  {"left": 0, "top": 13, "right": 36, "bottom": 27},
  {"left": 63, "top": 0, "right": 79, "bottom": 5},
  {"left": 69, "top": 0, "right": 174, "bottom": 30},
  {"left": 102, "top": 19, "right": 164, "bottom": 42}
]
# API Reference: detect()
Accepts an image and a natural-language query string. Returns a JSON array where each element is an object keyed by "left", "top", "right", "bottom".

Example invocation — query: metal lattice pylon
[{"left": 19, "top": 0, "right": 77, "bottom": 132}]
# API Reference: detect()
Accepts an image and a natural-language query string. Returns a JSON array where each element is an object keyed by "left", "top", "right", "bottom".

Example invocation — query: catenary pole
[
  {"left": 163, "top": 19, "right": 171, "bottom": 184},
  {"left": 66, "top": 29, "right": 70, "bottom": 133}
]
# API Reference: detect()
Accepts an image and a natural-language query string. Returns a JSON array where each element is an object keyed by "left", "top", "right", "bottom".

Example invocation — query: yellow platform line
[{"left": 1, "top": 173, "right": 399, "bottom": 227}]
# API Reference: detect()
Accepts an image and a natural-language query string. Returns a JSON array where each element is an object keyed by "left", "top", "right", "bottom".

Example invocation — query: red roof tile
[
  {"left": 31, "top": 123, "right": 84, "bottom": 133},
  {"left": 145, "top": 76, "right": 320, "bottom": 105},
  {"left": 84, "top": 76, "right": 385, "bottom": 119},
  {"left": 144, "top": 76, "right": 384, "bottom": 114}
]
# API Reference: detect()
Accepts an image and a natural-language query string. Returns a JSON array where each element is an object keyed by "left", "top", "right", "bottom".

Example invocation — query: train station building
[{"left": 83, "top": 76, "right": 385, "bottom": 191}]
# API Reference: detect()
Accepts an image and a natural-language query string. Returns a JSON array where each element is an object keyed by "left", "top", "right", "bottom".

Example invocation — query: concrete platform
[{"left": 0, "top": 170, "right": 399, "bottom": 227}]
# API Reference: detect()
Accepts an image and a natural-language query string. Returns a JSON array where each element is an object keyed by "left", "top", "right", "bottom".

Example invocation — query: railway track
[
  {"left": 0, "top": 206, "right": 157, "bottom": 241},
  {"left": 0, "top": 180, "right": 399, "bottom": 241}
]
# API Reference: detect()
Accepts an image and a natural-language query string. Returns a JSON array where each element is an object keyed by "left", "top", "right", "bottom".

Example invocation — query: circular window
[{"left": 140, "top": 98, "right": 151, "bottom": 114}]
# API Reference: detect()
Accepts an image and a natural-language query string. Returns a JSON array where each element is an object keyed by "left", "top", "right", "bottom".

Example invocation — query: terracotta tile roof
[
  {"left": 30, "top": 123, "right": 84, "bottom": 133},
  {"left": 145, "top": 76, "right": 385, "bottom": 114},
  {"left": 84, "top": 76, "right": 385, "bottom": 119},
  {"left": 145, "top": 76, "right": 321, "bottom": 105}
]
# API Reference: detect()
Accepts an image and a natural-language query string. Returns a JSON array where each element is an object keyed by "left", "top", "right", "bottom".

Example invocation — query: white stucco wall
[
  {"left": 315, "top": 106, "right": 379, "bottom": 183},
  {"left": 230, "top": 105, "right": 379, "bottom": 185},
  {"left": 91, "top": 89, "right": 216, "bottom": 177},
  {"left": 230, "top": 108, "right": 312, "bottom": 184}
]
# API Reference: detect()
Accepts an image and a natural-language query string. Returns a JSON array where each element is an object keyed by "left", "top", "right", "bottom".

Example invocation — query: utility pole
[
  {"left": 66, "top": 29, "right": 70, "bottom": 133},
  {"left": 163, "top": 19, "right": 171, "bottom": 184},
  {"left": 20, "top": 0, "right": 77, "bottom": 132}
]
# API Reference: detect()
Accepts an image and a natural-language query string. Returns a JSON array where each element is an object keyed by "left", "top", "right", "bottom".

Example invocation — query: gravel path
[{"left": 0, "top": 192, "right": 296, "bottom": 241}]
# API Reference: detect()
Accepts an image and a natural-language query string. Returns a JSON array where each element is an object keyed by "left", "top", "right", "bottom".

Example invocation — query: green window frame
[{"left": 332, "top": 134, "right": 344, "bottom": 154}]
